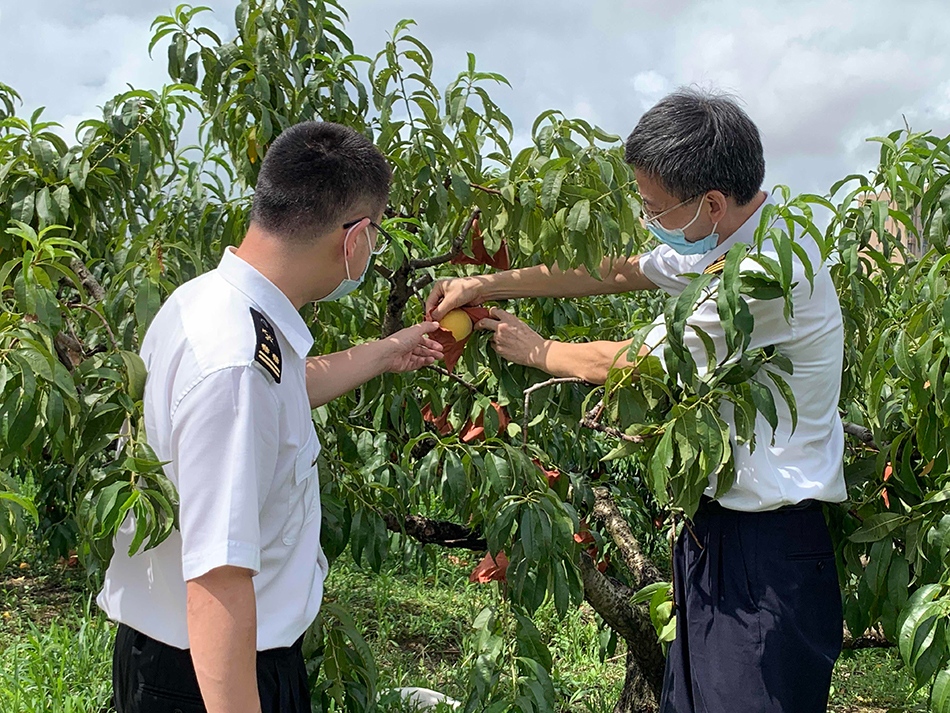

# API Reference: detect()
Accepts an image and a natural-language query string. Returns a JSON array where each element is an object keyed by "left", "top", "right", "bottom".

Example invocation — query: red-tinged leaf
[
  {"left": 452, "top": 236, "right": 510, "bottom": 269},
  {"left": 470, "top": 551, "right": 509, "bottom": 583},
  {"left": 460, "top": 402, "right": 510, "bottom": 443},
  {"left": 421, "top": 403, "right": 452, "bottom": 436},
  {"left": 533, "top": 458, "right": 561, "bottom": 489},
  {"left": 450, "top": 216, "right": 510, "bottom": 269},
  {"left": 574, "top": 519, "right": 595, "bottom": 545}
]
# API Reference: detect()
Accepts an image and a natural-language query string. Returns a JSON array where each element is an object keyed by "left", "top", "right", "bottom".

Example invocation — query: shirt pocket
[{"left": 282, "top": 431, "right": 321, "bottom": 546}]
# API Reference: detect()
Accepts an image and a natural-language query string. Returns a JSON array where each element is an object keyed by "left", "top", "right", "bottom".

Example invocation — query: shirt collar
[
  {"left": 216, "top": 247, "right": 314, "bottom": 359},
  {"left": 698, "top": 194, "right": 772, "bottom": 270}
]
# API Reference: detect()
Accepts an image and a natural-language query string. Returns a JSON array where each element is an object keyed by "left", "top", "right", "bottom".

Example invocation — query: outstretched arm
[
  {"left": 426, "top": 254, "right": 657, "bottom": 320},
  {"left": 475, "top": 308, "right": 644, "bottom": 385},
  {"left": 305, "top": 322, "right": 444, "bottom": 408}
]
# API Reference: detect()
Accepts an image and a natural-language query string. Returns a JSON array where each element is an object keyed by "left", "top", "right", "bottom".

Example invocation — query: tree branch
[
  {"left": 842, "top": 420, "right": 879, "bottom": 450},
  {"left": 374, "top": 263, "right": 393, "bottom": 280},
  {"left": 69, "top": 303, "right": 118, "bottom": 351},
  {"left": 69, "top": 258, "right": 105, "bottom": 303},
  {"left": 428, "top": 364, "right": 480, "bottom": 393},
  {"left": 382, "top": 513, "right": 486, "bottom": 550},
  {"left": 592, "top": 487, "right": 664, "bottom": 588},
  {"left": 469, "top": 182, "right": 503, "bottom": 196},
  {"left": 410, "top": 273, "right": 434, "bottom": 297},
  {"left": 408, "top": 208, "right": 480, "bottom": 270},
  {"left": 578, "top": 399, "right": 646, "bottom": 444},
  {"left": 580, "top": 418, "right": 647, "bottom": 443},
  {"left": 53, "top": 331, "right": 84, "bottom": 372},
  {"left": 522, "top": 377, "right": 588, "bottom": 446}
]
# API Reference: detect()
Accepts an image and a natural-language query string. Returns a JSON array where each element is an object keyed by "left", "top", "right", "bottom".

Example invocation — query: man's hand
[
  {"left": 187, "top": 566, "right": 261, "bottom": 713},
  {"left": 426, "top": 277, "right": 487, "bottom": 321},
  {"left": 475, "top": 308, "right": 548, "bottom": 369},
  {"left": 476, "top": 307, "right": 643, "bottom": 384},
  {"left": 380, "top": 321, "right": 445, "bottom": 373}
]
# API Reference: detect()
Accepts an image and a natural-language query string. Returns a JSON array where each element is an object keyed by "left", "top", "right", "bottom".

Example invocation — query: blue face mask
[
  {"left": 318, "top": 223, "right": 374, "bottom": 302},
  {"left": 645, "top": 197, "right": 720, "bottom": 255}
]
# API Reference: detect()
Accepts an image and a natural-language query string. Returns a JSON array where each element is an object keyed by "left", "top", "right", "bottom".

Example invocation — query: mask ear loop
[
  {"left": 679, "top": 197, "right": 706, "bottom": 232},
  {"left": 342, "top": 221, "right": 363, "bottom": 281}
]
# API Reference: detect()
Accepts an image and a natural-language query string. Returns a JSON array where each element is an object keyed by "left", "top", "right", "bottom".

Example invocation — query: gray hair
[{"left": 624, "top": 88, "right": 765, "bottom": 206}]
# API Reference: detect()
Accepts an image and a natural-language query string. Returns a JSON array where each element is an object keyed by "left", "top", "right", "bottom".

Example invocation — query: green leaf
[
  {"left": 631, "top": 581, "right": 671, "bottom": 605},
  {"left": 933, "top": 666, "right": 950, "bottom": 713},
  {"left": 748, "top": 378, "right": 778, "bottom": 434},
  {"left": 765, "top": 369, "right": 797, "bottom": 433},
  {"left": 0, "top": 491, "right": 39, "bottom": 523},
  {"left": 649, "top": 429, "right": 674, "bottom": 506},
  {"left": 893, "top": 330, "right": 916, "bottom": 380},
  {"left": 566, "top": 199, "right": 590, "bottom": 234},
  {"left": 10, "top": 180, "right": 35, "bottom": 224},
  {"left": 520, "top": 507, "right": 539, "bottom": 561},
  {"left": 443, "top": 450, "right": 465, "bottom": 505},
  {"left": 52, "top": 185, "right": 70, "bottom": 222},
  {"left": 134, "top": 279, "right": 161, "bottom": 342},
  {"left": 850, "top": 513, "right": 906, "bottom": 543},
  {"left": 540, "top": 168, "right": 566, "bottom": 214},
  {"left": 120, "top": 351, "right": 148, "bottom": 401}
]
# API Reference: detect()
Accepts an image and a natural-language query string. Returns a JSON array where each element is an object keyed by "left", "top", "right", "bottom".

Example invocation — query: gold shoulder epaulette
[
  {"left": 703, "top": 256, "right": 727, "bottom": 275},
  {"left": 250, "top": 307, "right": 281, "bottom": 384}
]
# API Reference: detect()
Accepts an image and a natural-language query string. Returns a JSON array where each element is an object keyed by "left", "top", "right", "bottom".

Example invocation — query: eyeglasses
[
  {"left": 642, "top": 195, "right": 704, "bottom": 224},
  {"left": 342, "top": 217, "right": 393, "bottom": 256}
]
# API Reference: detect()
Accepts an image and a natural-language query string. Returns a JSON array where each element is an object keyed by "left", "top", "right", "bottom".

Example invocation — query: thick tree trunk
[
  {"left": 614, "top": 648, "right": 660, "bottom": 713},
  {"left": 578, "top": 552, "right": 666, "bottom": 707}
]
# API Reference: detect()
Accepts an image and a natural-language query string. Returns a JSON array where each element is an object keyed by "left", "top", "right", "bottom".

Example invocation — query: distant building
[{"left": 861, "top": 190, "right": 926, "bottom": 262}]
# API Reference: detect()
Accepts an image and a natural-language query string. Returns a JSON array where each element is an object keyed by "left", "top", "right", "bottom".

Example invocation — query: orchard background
[{"left": 2, "top": 2, "right": 950, "bottom": 711}]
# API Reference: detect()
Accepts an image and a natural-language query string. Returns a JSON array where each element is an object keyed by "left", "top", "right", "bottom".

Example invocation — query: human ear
[
  {"left": 707, "top": 191, "right": 729, "bottom": 223},
  {"left": 343, "top": 218, "right": 369, "bottom": 259}
]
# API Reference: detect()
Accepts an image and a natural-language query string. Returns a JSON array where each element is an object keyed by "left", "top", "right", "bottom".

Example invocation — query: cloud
[{"left": 1, "top": 0, "right": 948, "bottom": 200}]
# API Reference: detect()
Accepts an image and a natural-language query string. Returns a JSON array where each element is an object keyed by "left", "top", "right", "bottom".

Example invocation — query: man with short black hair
[
  {"left": 427, "top": 88, "right": 846, "bottom": 712},
  {"left": 99, "top": 121, "right": 444, "bottom": 713}
]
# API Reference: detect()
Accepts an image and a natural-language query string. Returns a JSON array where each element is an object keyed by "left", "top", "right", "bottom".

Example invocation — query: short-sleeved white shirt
[
  {"left": 97, "top": 247, "right": 329, "bottom": 650},
  {"left": 639, "top": 198, "right": 847, "bottom": 512}
]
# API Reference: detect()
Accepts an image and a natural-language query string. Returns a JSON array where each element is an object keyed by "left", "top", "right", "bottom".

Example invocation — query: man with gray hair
[{"left": 426, "top": 88, "right": 846, "bottom": 711}]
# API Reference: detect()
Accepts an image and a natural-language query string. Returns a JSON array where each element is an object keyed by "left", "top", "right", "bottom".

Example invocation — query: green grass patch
[
  {"left": 828, "top": 647, "right": 928, "bottom": 713},
  {"left": 0, "top": 550, "right": 934, "bottom": 712}
]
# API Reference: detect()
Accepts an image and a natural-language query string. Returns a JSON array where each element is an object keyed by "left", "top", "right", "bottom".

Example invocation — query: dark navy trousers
[{"left": 660, "top": 498, "right": 843, "bottom": 712}]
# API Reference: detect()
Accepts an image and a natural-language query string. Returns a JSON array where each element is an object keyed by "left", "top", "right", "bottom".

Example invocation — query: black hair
[
  {"left": 250, "top": 121, "right": 392, "bottom": 241},
  {"left": 625, "top": 88, "right": 765, "bottom": 206}
]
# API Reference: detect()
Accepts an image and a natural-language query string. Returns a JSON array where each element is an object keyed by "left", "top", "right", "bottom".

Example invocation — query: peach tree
[{"left": 1, "top": 2, "right": 949, "bottom": 711}]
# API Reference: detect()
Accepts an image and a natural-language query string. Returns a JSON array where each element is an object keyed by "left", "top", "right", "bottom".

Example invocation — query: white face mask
[
  {"left": 318, "top": 221, "right": 380, "bottom": 302},
  {"left": 644, "top": 195, "right": 720, "bottom": 255}
]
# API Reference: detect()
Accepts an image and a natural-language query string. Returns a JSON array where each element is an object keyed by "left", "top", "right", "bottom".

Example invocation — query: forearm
[
  {"left": 535, "top": 339, "right": 638, "bottom": 384},
  {"left": 306, "top": 340, "right": 388, "bottom": 408},
  {"left": 475, "top": 254, "right": 656, "bottom": 301},
  {"left": 187, "top": 567, "right": 260, "bottom": 713}
]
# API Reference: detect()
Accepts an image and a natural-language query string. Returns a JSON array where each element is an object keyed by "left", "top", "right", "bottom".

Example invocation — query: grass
[
  {"left": 0, "top": 546, "right": 932, "bottom": 713},
  {"left": 829, "top": 648, "right": 929, "bottom": 713},
  {"left": 0, "top": 558, "right": 113, "bottom": 713},
  {"left": 324, "top": 550, "right": 625, "bottom": 711}
]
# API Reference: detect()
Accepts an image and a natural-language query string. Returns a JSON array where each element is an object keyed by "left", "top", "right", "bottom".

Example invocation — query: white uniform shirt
[
  {"left": 98, "top": 247, "right": 329, "bottom": 650},
  {"left": 639, "top": 198, "right": 847, "bottom": 512}
]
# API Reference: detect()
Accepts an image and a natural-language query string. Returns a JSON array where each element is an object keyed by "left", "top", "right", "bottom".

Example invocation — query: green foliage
[
  {"left": 0, "top": 602, "right": 114, "bottom": 712},
  {"left": 824, "top": 129, "right": 950, "bottom": 707},
  {"left": 1, "top": 1, "right": 949, "bottom": 710}
]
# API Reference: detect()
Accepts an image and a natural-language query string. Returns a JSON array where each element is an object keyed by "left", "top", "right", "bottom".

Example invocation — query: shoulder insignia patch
[
  {"left": 250, "top": 307, "right": 281, "bottom": 384},
  {"left": 703, "top": 256, "right": 727, "bottom": 276}
]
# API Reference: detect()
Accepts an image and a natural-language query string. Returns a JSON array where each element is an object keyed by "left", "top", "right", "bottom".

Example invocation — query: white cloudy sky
[{"left": 1, "top": 0, "right": 948, "bottom": 199}]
